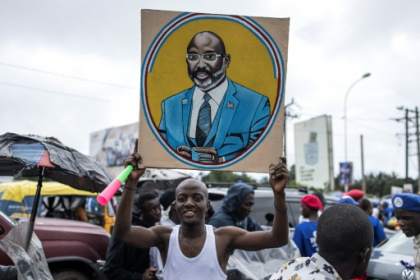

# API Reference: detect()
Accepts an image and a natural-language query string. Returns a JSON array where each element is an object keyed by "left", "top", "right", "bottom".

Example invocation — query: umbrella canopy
[
  {"left": 0, "top": 132, "right": 113, "bottom": 250},
  {"left": 139, "top": 168, "right": 191, "bottom": 190},
  {"left": 0, "top": 133, "right": 112, "bottom": 193}
]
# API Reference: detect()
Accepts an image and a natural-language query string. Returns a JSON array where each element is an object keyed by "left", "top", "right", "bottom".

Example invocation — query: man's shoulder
[
  {"left": 229, "top": 79, "right": 268, "bottom": 100},
  {"left": 162, "top": 87, "right": 193, "bottom": 103}
]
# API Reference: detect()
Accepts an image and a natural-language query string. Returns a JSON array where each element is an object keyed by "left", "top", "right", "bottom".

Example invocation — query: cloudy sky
[{"left": 1, "top": 0, "right": 419, "bottom": 183}]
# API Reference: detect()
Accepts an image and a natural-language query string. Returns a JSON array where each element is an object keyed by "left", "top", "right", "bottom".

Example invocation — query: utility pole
[
  {"left": 406, "top": 108, "right": 409, "bottom": 180},
  {"left": 360, "top": 135, "right": 366, "bottom": 193},
  {"left": 394, "top": 106, "right": 419, "bottom": 185},
  {"left": 283, "top": 98, "right": 299, "bottom": 160},
  {"left": 416, "top": 107, "right": 420, "bottom": 191}
]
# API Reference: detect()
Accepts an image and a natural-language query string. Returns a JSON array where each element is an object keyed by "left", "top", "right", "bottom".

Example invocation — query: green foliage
[
  {"left": 201, "top": 171, "right": 257, "bottom": 183},
  {"left": 336, "top": 171, "right": 418, "bottom": 197}
]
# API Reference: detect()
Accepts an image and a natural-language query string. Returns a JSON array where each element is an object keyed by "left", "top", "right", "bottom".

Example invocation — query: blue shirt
[
  {"left": 368, "top": 215, "right": 386, "bottom": 247},
  {"left": 383, "top": 207, "right": 394, "bottom": 225},
  {"left": 293, "top": 221, "right": 318, "bottom": 257}
]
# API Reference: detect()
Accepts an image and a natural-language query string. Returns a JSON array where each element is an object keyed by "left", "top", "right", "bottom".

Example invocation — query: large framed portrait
[{"left": 139, "top": 9, "right": 289, "bottom": 172}]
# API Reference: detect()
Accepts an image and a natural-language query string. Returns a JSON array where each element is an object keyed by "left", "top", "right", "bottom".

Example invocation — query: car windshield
[{"left": 375, "top": 230, "right": 413, "bottom": 255}]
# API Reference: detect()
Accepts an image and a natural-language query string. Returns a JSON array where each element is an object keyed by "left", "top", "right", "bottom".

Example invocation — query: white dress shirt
[{"left": 188, "top": 79, "right": 228, "bottom": 138}]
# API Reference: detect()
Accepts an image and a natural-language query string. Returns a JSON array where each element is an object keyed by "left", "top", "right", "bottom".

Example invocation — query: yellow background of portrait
[{"left": 146, "top": 19, "right": 280, "bottom": 127}]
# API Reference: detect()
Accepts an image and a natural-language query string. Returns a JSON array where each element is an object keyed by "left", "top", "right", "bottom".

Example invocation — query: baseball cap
[
  {"left": 301, "top": 194, "right": 324, "bottom": 210},
  {"left": 347, "top": 189, "right": 365, "bottom": 200},
  {"left": 392, "top": 193, "right": 420, "bottom": 212},
  {"left": 338, "top": 196, "right": 359, "bottom": 206}
]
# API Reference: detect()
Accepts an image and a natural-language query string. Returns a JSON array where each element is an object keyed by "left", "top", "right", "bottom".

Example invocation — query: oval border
[{"left": 141, "top": 13, "right": 285, "bottom": 169}]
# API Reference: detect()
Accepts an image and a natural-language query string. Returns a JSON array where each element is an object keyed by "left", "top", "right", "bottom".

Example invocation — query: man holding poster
[{"left": 113, "top": 140, "right": 290, "bottom": 280}]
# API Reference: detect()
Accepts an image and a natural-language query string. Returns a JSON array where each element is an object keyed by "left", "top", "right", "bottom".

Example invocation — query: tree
[
  {"left": 201, "top": 171, "right": 257, "bottom": 184},
  {"left": 337, "top": 171, "right": 418, "bottom": 197}
]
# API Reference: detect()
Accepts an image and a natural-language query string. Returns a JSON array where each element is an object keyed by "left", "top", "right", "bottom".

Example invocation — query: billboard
[
  {"left": 89, "top": 122, "right": 138, "bottom": 178},
  {"left": 339, "top": 161, "right": 353, "bottom": 186},
  {"left": 294, "top": 115, "right": 334, "bottom": 190},
  {"left": 138, "top": 9, "right": 289, "bottom": 172}
]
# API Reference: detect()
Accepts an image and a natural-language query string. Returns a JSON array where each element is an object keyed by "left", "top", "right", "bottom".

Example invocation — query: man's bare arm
[{"left": 113, "top": 139, "right": 163, "bottom": 248}]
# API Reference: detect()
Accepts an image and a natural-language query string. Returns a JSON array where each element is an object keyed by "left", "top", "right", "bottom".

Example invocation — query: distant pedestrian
[
  {"left": 104, "top": 192, "right": 161, "bottom": 280},
  {"left": 207, "top": 183, "right": 263, "bottom": 231},
  {"left": 360, "top": 198, "right": 386, "bottom": 247},
  {"left": 392, "top": 193, "right": 420, "bottom": 280},
  {"left": 347, "top": 189, "right": 365, "bottom": 204},
  {"left": 381, "top": 201, "right": 394, "bottom": 228},
  {"left": 293, "top": 194, "right": 323, "bottom": 257},
  {"left": 270, "top": 204, "right": 373, "bottom": 280}
]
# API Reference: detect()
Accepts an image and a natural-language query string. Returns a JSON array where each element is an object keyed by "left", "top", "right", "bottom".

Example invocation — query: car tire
[{"left": 51, "top": 269, "right": 90, "bottom": 280}]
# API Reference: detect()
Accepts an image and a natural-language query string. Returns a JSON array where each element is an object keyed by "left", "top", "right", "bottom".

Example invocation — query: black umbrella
[{"left": 0, "top": 132, "right": 113, "bottom": 250}]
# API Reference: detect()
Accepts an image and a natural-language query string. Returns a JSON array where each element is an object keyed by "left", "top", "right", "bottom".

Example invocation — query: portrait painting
[{"left": 139, "top": 10, "right": 289, "bottom": 172}]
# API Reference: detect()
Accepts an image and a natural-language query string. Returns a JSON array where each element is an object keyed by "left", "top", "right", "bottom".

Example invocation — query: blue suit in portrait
[{"left": 158, "top": 78, "right": 271, "bottom": 162}]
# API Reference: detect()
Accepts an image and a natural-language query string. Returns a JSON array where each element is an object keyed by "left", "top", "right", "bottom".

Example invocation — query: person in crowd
[
  {"left": 347, "top": 189, "right": 365, "bottom": 204},
  {"left": 207, "top": 183, "right": 263, "bottom": 231},
  {"left": 293, "top": 194, "right": 323, "bottom": 257},
  {"left": 158, "top": 188, "right": 180, "bottom": 227},
  {"left": 205, "top": 203, "right": 215, "bottom": 223},
  {"left": 359, "top": 198, "right": 386, "bottom": 247},
  {"left": 298, "top": 191, "right": 325, "bottom": 224},
  {"left": 381, "top": 201, "right": 394, "bottom": 228},
  {"left": 392, "top": 193, "right": 420, "bottom": 280},
  {"left": 270, "top": 204, "right": 373, "bottom": 280},
  {"left": 371, "top": 201, "right": 380, "bottom": 219},
  {"left": 338, "top": 196, "right": 360, "bottom": 206},
  {"left": 104, "top": 192, "right": 161, "bottom": 280},
  {"left": 113, "top": 140, "right": 289, "bottom": 279}
]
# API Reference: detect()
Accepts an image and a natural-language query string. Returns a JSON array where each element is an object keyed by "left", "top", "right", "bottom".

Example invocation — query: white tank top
[{"left": 163, "top": 224, "right": 227, "bottom": 280}]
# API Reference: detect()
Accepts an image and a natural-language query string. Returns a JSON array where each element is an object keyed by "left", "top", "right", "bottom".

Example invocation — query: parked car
[
  {"left": 0, "top": 180, "right": 116, "bottom": 233},
  {"left": 366, "top": 230, "right": 416, "bottom": 280},
  {"left": 0, "top": 210, "right": 109, "bottom": 280},
  {"left": 207, "top": 183, "right": 339, "bottom": 227}
]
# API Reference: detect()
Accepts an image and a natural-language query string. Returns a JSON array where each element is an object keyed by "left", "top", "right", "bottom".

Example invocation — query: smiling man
[
  {"left": 113, "top": 140, "right": 289, "bottom": 280},
  {"left": 158, "top": 31, "right": 271, "bottom": 163},
  {"left": 392, "top": 193, "right": 420, "bottom": 280}
]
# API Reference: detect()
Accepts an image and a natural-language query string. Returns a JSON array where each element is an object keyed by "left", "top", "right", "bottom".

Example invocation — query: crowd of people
[{"left": 94, "top": 139, "right": 420, "bottom": 280}]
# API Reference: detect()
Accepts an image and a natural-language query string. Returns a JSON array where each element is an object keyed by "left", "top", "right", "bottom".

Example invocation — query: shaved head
[{"left": 176, "top": 178, "right": 208, "bottom": 199}]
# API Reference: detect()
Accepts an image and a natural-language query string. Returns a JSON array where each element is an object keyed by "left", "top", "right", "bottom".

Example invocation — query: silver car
[{"left": 366, "top": 230, "right": 416, "bottom": 280}]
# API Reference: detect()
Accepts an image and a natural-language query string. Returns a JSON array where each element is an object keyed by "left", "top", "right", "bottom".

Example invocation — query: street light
[{"left": 344, "top": 73, "right": 371, "bottom": 161}]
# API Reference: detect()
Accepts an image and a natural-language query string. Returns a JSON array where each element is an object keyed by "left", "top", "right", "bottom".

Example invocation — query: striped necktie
[{"left": 196, "top": 94, "right": 211, "bottom": 147}]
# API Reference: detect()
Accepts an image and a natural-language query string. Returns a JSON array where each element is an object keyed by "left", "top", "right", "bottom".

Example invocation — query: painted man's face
[{"left": 186, "top": 32, "right": 230, "bottom": 92}]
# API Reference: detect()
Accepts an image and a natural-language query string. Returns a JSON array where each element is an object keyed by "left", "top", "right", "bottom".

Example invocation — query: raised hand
[
  {"left": 124, "top": 139, "right": 145, "bottom": 187},
  {"left": 268, "top": 157, "right": 289, "bottom": 194}
]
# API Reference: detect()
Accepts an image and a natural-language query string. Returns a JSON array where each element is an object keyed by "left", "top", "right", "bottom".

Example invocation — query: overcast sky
[{"left": 1, "top": 0, "right": 419, "bottom": 183}]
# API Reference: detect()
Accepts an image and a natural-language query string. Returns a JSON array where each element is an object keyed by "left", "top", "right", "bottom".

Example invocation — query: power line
[
  {"left": 0, "top": 62, "right": 136, "bottom": 90},
  {"left": 0, "top": 81, "right": 115, "bottom": 103}
]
